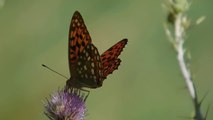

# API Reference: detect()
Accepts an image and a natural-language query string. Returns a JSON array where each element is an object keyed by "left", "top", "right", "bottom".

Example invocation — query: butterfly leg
[{"left": 79, "top": 88, "right": 90, "bottom": 101}]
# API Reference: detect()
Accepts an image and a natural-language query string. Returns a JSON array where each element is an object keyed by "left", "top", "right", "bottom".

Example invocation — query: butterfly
[{"left": 66, "top": 11, "right": 127, "bottom": 90}]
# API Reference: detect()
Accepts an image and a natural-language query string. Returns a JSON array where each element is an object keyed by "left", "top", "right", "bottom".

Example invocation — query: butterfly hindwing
[
  {"left": 76, "top": 43, "right": 103, "bottom": 88},
  {"left": 101, "top": 39, "right": 128, "bottom": 78}
]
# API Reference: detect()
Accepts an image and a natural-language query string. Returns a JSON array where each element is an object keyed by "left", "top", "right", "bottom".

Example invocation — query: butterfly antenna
[{"left": 42, "top": 64, "right": 68, "bottom": 79}]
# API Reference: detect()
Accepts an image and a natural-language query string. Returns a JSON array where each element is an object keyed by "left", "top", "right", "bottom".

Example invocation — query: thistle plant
[
  {"left": 163, "top": 0, "right": 208, "bottom": 120},
  {"left": 44, "top": 88, "right": 87, "bottom": 120}
]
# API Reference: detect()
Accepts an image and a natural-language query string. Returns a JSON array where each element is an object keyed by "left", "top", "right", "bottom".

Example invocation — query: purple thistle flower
[{"left": 44, "top": 88, "right": 87, "bottom": 120}]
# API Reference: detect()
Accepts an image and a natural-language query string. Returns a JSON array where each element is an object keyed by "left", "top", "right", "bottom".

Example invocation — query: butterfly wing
[
  {"left": 68, "top": 11, "right": 92, "bottom": 78},
  {"left": 101, "top": 39, "right": 128, "bottom": 78},
  {"left": 76, "top": 43, "right": 103, "bottom": 88},
  {"left": 67, "top": 11, "right": 103, "bottom": 88},
  {"left": 67, "top": 11, "right": 127, "bottom": 88}
]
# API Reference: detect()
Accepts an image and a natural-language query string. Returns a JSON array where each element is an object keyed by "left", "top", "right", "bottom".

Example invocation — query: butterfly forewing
[
  {"left": 101, "top": 39, "right": 128, "bottom": 78},
  {"left": 102, "top": 59, "right": 121, "bottom": 77},
  {"left": 69, "top": 11, "right": 92, "bottom": 77}
]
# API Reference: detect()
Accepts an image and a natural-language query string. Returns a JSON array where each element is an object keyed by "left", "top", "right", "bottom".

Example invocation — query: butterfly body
[{"left": 66, "top": 11, "right": 127, "bottom": 89}]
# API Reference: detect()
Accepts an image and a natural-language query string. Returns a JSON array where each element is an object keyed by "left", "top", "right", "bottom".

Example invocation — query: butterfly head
[
  {"left": 66, "top": 75, "right": 103, "bottom": 90},
  {"left": 66, "top": 77, "right": 81, "bottom": 89}
]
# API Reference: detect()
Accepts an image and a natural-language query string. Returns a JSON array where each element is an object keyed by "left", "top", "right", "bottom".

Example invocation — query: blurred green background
[{"left": 0, "top": 0, "right": 213, "bottom": 120}]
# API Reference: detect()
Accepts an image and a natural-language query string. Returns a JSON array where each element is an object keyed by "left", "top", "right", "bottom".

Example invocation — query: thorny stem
[
  {"left": 174, "top": 13, "right": 203, "bottom": 120},
  {"left": 164, "top": 0, "right": 206, "bottom": 119},
  {"left": 174, "top": 13, "right": 195, "bottom": 99}
]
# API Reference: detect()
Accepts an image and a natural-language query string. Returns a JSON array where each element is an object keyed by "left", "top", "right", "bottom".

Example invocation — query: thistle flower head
[{"left": 44, "top": 88, "right": 87, "bottom": 120}]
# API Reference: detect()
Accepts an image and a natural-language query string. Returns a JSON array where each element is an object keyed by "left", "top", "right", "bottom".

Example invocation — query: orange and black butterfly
[{"left": 66, "top": 11, "right": 127, "bottom": 89}]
